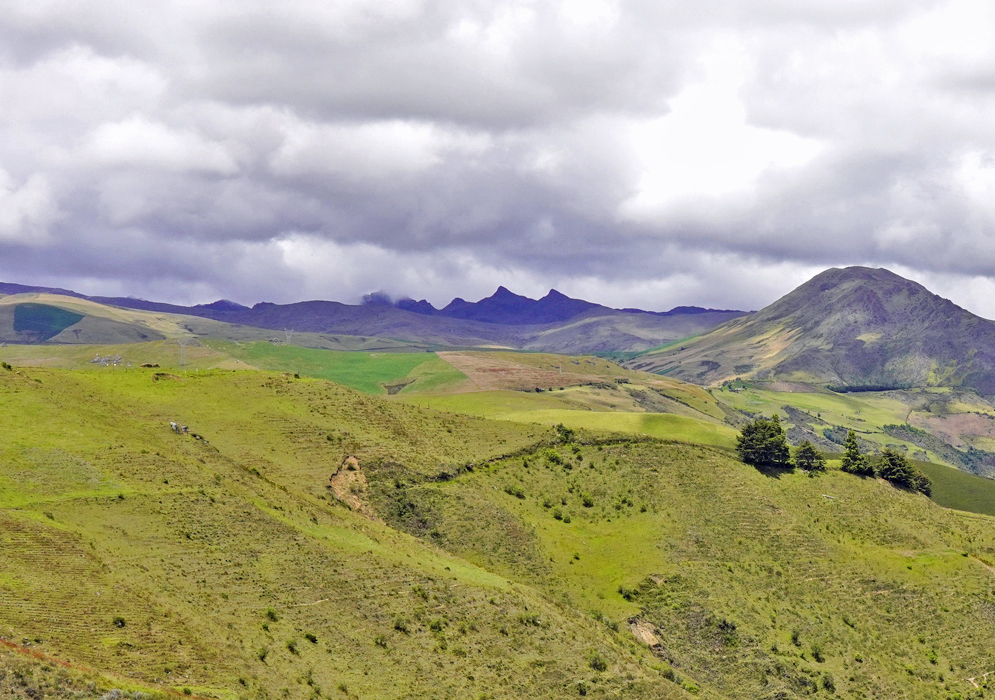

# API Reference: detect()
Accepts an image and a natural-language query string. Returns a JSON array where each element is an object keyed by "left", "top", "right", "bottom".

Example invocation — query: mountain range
[
  {"left": 9, "top": 266, "right": 995, "bottom": 398},
  {"left": 0, "top": 282, "right": 745, "bottom": 354}
]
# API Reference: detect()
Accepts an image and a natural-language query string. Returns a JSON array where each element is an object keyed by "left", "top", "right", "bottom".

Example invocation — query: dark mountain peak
[
  {"left": 195, "top": 299, "right": 249, "bottom": 312},
  {"left": 395, "top": 298, "right": 438, "bottom": 316},
  {"left": 756, "top": 265, "right": 951, "bottom": 325},
  {"left": 434, "top": 286, "right": 598, "bottom": 325}
]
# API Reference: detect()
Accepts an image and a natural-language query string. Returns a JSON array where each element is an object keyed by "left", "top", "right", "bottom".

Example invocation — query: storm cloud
[{"left": 4, "top": 0, "right": 995, "bottom": 314}]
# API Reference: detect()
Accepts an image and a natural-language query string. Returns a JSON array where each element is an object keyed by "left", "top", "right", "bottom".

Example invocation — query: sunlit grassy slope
[
  {"left": 0, "top": 365, "right": 693, "bottom": 700},
  {"left": 2, "top": 364, "right": 995, "bottom": 700},
  {"left": 367, "top": 438, "right": 995, "bottom": 700}
]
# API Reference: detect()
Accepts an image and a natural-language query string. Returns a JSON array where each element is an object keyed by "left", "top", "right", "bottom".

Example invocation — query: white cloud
[
  {"left": 621, "top": 42, "right": 823, "bottom": 220},
  {"left": 80, "top": 116, "right": 239, "bottom": 174},
  {"left": 269, "top": 119, "right": 490, "bottom": 180},
  {"left": 0, "top": 170, "right": 57, "bottom": 245}
]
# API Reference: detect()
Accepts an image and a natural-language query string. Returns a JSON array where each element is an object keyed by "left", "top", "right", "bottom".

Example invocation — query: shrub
[
  {"left": 286, "top": 640, "right": 299, "bottom": 655},
  {"left": 265, "top": 608, "right": 279, "bottom": 622},
  {"left": 811, "top": 643, "right": 825, "bottom": 662},
  {"left": 393, "top": 617, "right": 410, "bottom": 634},
  {"left": 821, "top": 673, "right": 835, "bottom": 692},
  {"left": 112, "top": 616, "right": 126, "bottom": 628},
  {"left": 503, "top": 484, "right": 526, "bottom": 499},
  {"left": 304, "top": 632, "right": 318, "bottom": 643},
  {"left": 581, "top": 495, "right": 594, "bottom": 508},
  {"left": 589, "top": 652, "right": 608, "bottom": 672},
  {"left": 374, "top": 635, "right": 388, "bottom": 648}
]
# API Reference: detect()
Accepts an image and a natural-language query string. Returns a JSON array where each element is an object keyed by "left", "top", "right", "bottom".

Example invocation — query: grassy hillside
[
  {"left": 0, "top": 365, "right": 697, "bottom": 700},
  {"left": 367, "top": 438, "right": 995, "bottom": 700},
  {"left": 2, "top": 364, "right": 995, "bottom": 699}
]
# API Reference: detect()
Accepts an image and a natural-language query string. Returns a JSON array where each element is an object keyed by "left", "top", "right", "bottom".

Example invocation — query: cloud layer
[{"left": 4, "top": 0, "right": 995, "bottom": 315}]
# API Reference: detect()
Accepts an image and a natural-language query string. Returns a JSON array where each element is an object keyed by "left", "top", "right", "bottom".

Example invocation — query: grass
[
  {"left": 370, "top": 438, "right": 995, "bottom": 700},
  {"left": 3, "top": 364, "right": 995, "bottom": 699},
  {"left": 916, "top": 459, "right": 995, "bottom": 517},
  {"left": 204, "top": 341, "right": 446, "bottom": 394},
  {"left": 12, "top": 303, "right": 84, "bottom": 340},
  {"left": 493, "top": 408, "right": 738, "bottom": 449}
]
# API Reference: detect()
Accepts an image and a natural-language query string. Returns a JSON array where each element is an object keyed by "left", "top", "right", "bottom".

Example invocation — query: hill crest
[{"left": 629, "top": 266, "right": 995, "bottom": 395}]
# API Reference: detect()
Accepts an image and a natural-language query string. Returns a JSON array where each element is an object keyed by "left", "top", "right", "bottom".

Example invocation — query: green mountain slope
[
  {"left": 1, "top": 366, "right": 994, "bottom": 698},
  {"left": 630, "top": 267, "right": 995, "bottom": 396}
]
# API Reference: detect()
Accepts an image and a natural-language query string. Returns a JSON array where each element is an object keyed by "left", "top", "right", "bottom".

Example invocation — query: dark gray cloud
[{"left": 3, "top": 0, "right": 995, "bottom": 316}]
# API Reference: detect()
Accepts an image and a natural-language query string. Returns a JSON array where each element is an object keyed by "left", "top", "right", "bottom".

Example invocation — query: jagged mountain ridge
[
  {"left": 0, "top": 282, "right": 745, "bottom": 353},
  {"left": 629, "top": 266, "right": 995, "bottom": 395}
]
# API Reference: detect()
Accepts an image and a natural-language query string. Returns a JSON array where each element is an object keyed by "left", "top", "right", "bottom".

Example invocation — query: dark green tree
[
  {"left": 736, "top": 414, "right": 791, "bottom": 469},
  {"left": 794, "top": 440, "right": 826, "bottom": 472},
  {"left": 878, "top": 449, "right": 931, "bottom": 495},
  {"left": 840, "top": 430, "right": 873, "bottom": 476}
]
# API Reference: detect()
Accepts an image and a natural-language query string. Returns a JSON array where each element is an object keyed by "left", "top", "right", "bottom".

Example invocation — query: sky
[{"left": 5, "top": 0, "right": 995, "bottom": 315}]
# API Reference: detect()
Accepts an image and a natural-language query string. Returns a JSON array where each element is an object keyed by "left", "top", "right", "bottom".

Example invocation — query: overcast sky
[{"left": 4, "top": 0, "right": 995, "bottom": 315}]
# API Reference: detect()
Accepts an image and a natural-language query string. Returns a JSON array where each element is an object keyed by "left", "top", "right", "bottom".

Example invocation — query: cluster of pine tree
[
  {"left": 736, "top": 417, "right": 932, "bottom": 496},
  {"left": 839, "top": 429, "right": 932, "bottom": 495},
  {"left": 735, "top": 414, "right": 825, "bottom": 472}
]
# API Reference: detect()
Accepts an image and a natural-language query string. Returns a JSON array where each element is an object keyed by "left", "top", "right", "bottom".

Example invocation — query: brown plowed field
[{"left": 438, "top": 352, "right": 604, "bottom": 391}]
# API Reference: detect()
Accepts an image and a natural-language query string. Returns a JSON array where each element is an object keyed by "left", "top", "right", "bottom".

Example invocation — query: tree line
[{"left": 735, "top": 415, "right": 932, "bottom": 496}]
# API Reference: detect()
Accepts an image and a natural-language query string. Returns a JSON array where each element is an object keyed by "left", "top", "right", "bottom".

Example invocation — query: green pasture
[
  {"left": 494, "top": 408, "right": 738, "bottom": 449},
  {"left": 204, "top": 340, "right": 466, "bottom": 394}
]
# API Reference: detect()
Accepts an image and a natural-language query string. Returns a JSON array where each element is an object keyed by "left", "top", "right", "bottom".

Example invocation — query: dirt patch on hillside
[
  {"left": 327, "top": 456, "right": 379, "bottom": 520},
  {"left": 909, "top": 412, "right": 995, "bottom": 449},
  {"left": 629, "top": 619, "right": 661, "bottom": 647},
  {"left": 438, "top": 352, "right": 601, "bottom": 392}
]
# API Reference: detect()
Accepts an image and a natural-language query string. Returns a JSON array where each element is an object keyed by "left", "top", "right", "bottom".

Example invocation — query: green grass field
[
  {"left": 205, "top": 341, "right": 456, "bottom": 394},
  {"left": 493, "top": 408, "right": 738, "bottom": 449}
]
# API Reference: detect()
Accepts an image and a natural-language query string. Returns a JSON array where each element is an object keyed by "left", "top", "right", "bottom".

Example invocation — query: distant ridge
[
  {"left": 0, "top": 280, "right": 747, "bottom": 354},
  {"left": 395, "top": 287, "right": 738, "bottom": 326}
]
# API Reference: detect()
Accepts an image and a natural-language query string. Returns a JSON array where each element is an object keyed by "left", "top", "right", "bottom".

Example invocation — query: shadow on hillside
[{"left": 752, "top": 465, "right": 795, "bottom": 480}]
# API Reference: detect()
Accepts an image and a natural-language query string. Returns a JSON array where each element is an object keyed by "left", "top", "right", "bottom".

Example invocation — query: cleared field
[{"left": 203, "top": 341, "right": 466, "bottom": 394}]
